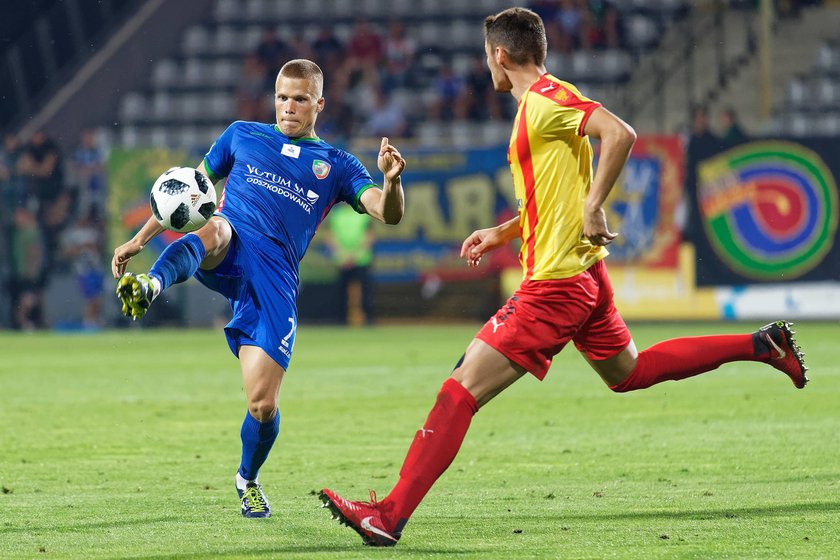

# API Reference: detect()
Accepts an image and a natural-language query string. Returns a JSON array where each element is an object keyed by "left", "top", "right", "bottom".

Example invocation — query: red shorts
[{"left": 476, "top": 259, "right": 631, "bottom": 380}]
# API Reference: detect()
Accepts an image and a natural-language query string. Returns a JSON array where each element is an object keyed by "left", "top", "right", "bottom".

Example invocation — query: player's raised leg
[
  {"left": 235, "top": 344, "right": 284, "bottom": 518},
  {"left": 115, "top": 216, "right": 231, "bottom": 319},
  {"left": 587, "top": 321, "right": 808, "bottom": 392},
  {"left": 321, "top": 339, "right": 525, "bottom": 546}
]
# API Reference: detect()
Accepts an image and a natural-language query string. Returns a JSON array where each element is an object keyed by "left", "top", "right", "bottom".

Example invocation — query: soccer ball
[{"left": 150, "top": 166, "right": 217, "bottom": 233}]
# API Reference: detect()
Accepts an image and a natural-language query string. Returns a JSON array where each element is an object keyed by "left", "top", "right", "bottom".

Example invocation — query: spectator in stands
[
  {"left": 530, "top": 0, "right": 560, "bottom": 21},
  {"left": 464, "top": 55, "right": 503, "bottom": 121},
  {"left": 318, "top": 77, "right": 357, "bottom": 145},
  {"left": 70, "top": 128, "right": 107, "bottom": 215},
  {"left": 601, "top": 4, "right": 623, "bottom": 49},
  {"left": 687, "top": 105, "right": 719, "bottom": 154},
  {"left": 287, "top": 30, "right": 314, "bottom": 63},
  {"left": 430, "top": 61, "right": 467, "bottom": 121},
  {"left": 364, "top": 89, "right": 410, "bottom": 139},
  {"left": 382, "top": 20, "right": 417, "bottom": 91},
  {"left": 344, "top": 65, "right": 382, "bottom": 126},
  {"left": 237, "top": 53, "right": 270, "bottom": 122},
  {"left": 10, "top": 206, "right": 46, "bottom": 330},
  {"left": 310, "top": 25, "right": 344, "bottom": 75},
  {"left": 18, "top": 129, "right": 70, "bottom": 278},
  {"left": 558, "top": 0, "right": 585, "bottom": 40},
  {"left": 718, "top": 106, "right": 748, "bottom": 143},
  {"left": 579, "top": 7, "right": 603, "bottom": 50},
  {"left": 1, "top": 134, "right": 25, "bottom": 209},
  {"left": 61, "top": 205, "right": 105, "bottom": 329},
  {"left": 346, "top": 19, "right": 384, "bottom": 74},
  {"left": 254, "top": 27, "right": 295, "bottom": 88}
]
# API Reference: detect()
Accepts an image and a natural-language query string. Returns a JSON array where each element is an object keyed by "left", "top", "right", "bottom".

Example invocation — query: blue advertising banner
[{"left": 344, "top": 137, "right": 685, "bottom": 283}]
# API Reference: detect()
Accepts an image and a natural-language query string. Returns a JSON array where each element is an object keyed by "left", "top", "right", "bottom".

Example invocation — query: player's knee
[
  {"left": 197, "top": 218, "right": 230, "bottom": 256},
  {"left": 248, "top": 400, "right": 277, "bottom": 422}
]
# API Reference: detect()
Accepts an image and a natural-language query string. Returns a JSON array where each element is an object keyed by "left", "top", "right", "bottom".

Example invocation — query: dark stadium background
[{"left": 1, "top": 0, "right": 838, "bottom": 330}]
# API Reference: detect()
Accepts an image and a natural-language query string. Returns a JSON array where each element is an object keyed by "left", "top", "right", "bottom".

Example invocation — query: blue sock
[
  {"left": 238, "top": 410, "right": 280, "bottom": 481},
  {"left": 149, "top": 233, "right": 206, "bottom": 292}
]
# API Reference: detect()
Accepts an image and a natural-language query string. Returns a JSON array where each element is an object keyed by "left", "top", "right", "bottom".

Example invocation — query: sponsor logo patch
[{"left": 281, "top": 144, "right": 301, "bottom": 158}]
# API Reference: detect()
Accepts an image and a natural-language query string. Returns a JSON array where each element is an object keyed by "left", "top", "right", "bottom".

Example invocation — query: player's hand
[
  {"left": 583, "top": 207, "right": 618, "bottom": 246},
  {"left": 111, "top": 239, "right": 146, "bottom": 279},
  {"left": 377, "top": 137, "right": 406, "bottom": 182},
  {"left": 460, "top": 227, "right": 504, "bottom": 268}
]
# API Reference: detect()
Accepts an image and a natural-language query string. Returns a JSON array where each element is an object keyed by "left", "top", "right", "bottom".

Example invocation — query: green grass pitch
[{"left": 1, "top": 322, "right": 838, "bottom": 559}]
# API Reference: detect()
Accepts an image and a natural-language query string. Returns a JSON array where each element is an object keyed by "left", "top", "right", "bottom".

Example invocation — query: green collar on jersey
[{"left": 274, "top": 124, "right": 319, "bottom": 143}]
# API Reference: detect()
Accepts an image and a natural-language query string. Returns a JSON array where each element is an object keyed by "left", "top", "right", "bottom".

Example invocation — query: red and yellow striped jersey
[{"left": 508, "top": 73, "right": 607, "bottom": 281}]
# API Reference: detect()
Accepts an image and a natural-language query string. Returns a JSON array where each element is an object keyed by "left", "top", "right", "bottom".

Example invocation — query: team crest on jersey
[
  {"left": 554, "top": 88, "right": 569, "bottom": 102},
  {"left": 312, "top": 159, "right": 331, "bottom": 179}
]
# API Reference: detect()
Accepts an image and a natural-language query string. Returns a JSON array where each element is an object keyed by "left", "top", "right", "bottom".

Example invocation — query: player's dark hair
[
  {"left": 484, "top": 7, "right": 547, "bottom": 67},
  {"left": 278, "top": 59, "right": 324, "bottom": 97}
]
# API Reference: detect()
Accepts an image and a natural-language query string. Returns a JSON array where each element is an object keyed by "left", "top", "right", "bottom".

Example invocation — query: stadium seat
[
  {"left": 214, "top": 26, "right": 241, "bottom": 55},
  {"left": 786, "top": 78, "right": 806, "bottom": 109},
  {"left": 152, "top": 59, "right": 179, "bottom": 88},
  {"left": 208, "top": 92, "right": 236, "bottom": 120},
  {"left": 151, "top": 92, "right": 175, "bottom": 122},
  {"left": 789, "top": 113, "right": 811, "bottom": 136},
  {"left": 214, "top": 0, "right": 238, "bottom": 22},
  {"left": 149, "top": 126, "right": 171, "bottom": 148},
  {"left": 182, "top": 26, "right": 210, "bottom": 56},
  {"left": 242, "top": 25, "right": 262, "bottom": 52},
  {"left": 184, "top": 58, "right": 205, "bottom": 88},
  {"left": 601, "top": 50, "right": 631, "bottom": 82},
  {"left": 178, "top": 93, "right": 204, "bottom": 122},
  {"left": 817, "top": 43, "right": 839, "bottom": 74},
  {"left": 119, "top": 92, "right": 147, "bottom": 123},
  {"left": 624, "top": 14, "right": 659, "bottom": 50},
  {"left": 119, "top": 125, "right": 142, "bottom": 148},
  {"left": 243, "top": 0, "right": 265, "bottom": 22},
  {"left": 332, "top": 0, "right": 357, "bottom": 18},
  {"left": 212, "top": 59, "right": 239, "bottom": 87}
]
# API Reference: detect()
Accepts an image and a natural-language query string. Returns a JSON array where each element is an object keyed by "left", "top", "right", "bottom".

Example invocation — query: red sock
[
  {"left": 611, "top": 334, "right": 758, "bottom": 392},
  {"left": 380, "top": 378, "right": 478, "bottom": 531}
]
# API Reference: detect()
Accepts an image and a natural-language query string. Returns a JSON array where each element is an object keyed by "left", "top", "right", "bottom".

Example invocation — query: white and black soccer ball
[{"left": 150, "top": 166, "right": 217, "bottom": 233}]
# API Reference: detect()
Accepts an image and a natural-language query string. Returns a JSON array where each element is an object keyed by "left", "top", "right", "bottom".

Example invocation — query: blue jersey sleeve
[
  {"left": 204, "top": 121, "right": 239, "bottom": 180},
  {"left": 339, "top": 151, "right": 377, "bottom": 213}
]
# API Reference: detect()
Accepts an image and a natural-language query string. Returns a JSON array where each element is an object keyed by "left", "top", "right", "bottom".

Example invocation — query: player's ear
[
  {"left": 495, "top": 46, "right": 506, "bottom": 66},
  {"left": 316, "top": 97, "right": 325, "bottom": 113}
]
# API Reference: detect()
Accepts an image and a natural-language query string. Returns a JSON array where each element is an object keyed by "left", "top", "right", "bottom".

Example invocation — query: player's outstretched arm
[
  {"left": 581, "top": 107, "right": 636, "bottom": 247},
  {"left": 362, "top": 137, "right": 406, "bottom": 225},
  {"left": 460, "top": 216, "right": 520, "bottom": 268},
  {"left": 111, "top": 216, "right": 165, "bottom": 278}
]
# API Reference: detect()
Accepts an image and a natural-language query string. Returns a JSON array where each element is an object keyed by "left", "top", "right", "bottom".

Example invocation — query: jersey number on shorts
[{"left": 280, "top": 317, "right": 296, "bottom": 348}]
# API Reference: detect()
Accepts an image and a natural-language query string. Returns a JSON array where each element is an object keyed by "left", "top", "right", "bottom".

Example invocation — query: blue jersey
[
  {"left": 196, "top": 121, "right": 379, "bottom": 369},
  {"left": 204, "top": 121, "right": 376, "bottom": 271}
]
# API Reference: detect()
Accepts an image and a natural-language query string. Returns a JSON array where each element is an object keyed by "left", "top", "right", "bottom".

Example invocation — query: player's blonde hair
[
  {"left": 277, "top": 59, "right": 324, "bottom": 97},
  {"left": 484, "top": 7, "right": 547, "bottom": 67}
]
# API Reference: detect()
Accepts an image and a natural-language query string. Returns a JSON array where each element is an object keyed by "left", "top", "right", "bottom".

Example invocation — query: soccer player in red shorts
[{"left": 320, "top": 7, "right": 808, "bottom": 547}]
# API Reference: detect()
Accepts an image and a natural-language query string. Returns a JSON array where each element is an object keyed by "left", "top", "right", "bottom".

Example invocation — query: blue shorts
[{"left": 194, "top": 222, "right": 298, "bottom": 370}]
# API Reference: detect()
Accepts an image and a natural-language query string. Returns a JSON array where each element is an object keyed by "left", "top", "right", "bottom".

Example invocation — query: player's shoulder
[
  {"left": 529, "top": 74, "right": 594, "bottom": 107},
  {"left": 226, "top": 120, "right": 273, "bottom": 135},
  {"left": 319, "top": 141, "right": 365, "bottom": 168}
]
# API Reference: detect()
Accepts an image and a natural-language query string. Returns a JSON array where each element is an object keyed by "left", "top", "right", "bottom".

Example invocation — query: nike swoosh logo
[
  {"left": 767, "top": 336, "right": 786, "bottom": 359},
  {"left": 361, "top": 516, "right": 397, "bottom": 542}
]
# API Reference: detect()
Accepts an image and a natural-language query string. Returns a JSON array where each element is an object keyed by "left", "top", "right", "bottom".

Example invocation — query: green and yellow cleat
[{"left": 116, "top": 273, "right": 155, "bottom": 319}]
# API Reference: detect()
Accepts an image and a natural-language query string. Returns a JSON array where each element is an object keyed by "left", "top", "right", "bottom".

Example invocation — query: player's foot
[
  {"left": 236, "top": 480, "right": 271, "bottom": 518},
  {"left": 116, "top": 273, "right": 155, "bottom": 319},
  {"left": 754, "top": 320, "right": 808, "bottom": 388},
  {"left": 319, "top": 489, "right": 401, "bottom": 547}
]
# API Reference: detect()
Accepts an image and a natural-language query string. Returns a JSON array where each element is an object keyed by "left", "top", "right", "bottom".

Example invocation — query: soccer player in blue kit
[{"left": 111, "top": 59, "right": 406, "bottom": 518}]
